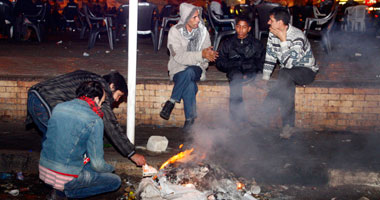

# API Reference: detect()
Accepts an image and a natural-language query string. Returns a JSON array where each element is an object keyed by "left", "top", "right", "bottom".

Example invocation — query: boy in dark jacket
[{"left": 216, "top": 16, "right": 265, "bottom": 121}]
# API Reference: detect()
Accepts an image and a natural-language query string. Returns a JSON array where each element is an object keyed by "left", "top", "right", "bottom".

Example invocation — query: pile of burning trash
[{"left": 136, "top": 148, "right": 261, "bottom": 200}]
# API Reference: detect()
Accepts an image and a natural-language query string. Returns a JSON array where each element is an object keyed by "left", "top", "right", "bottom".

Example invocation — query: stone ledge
[{"left": 0, "top": 77, "right": 379, "bottom": 131}]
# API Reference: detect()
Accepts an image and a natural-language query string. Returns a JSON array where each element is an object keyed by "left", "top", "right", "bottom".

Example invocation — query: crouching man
[
  {"left": 27, "top": 70, "right": 145, "bottom": 165},
  {"left": 39, "top": 81, "right": 120, "bottom": 199}
]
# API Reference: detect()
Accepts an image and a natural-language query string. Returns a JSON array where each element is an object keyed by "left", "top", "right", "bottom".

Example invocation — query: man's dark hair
[
  {"left": 235, "top": 16, "right": 252, "bottom": 27},
  {"left": 269, "top": 7, "right": 290, "bottom": 25},
  {"left": 76, "top": 81, "right": 104, "bottom": 99},
  {"left": 102, "top": 71, "right": 128, "bottom": 96}
]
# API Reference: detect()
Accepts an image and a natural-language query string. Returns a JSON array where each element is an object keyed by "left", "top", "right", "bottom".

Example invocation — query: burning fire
[
  {"left": 236, "top": 182, "right": 245, "bottom": 190},
  {"left": 184, "top": 183, "right": 195, "bottom": 188},
  {"left": 159, "top": 148, "right": 194, "bottom": 170}
]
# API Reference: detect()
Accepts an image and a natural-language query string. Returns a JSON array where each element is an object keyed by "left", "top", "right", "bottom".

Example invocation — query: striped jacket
[
  {"left": 28, "top": 70, "right": 135, "bottom": 158},
  {"left": 263, "top": 25, "right": 319, "bottom": 77}
]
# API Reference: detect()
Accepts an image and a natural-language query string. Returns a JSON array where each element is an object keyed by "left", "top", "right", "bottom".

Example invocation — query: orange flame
[
  {"left": 159, "top": 148, "right": 194, "bottom": 170},
  {"left": 179, "top": 144, "right": 184, "bottom": 149},
  {"left": 236, "top": 182, "right": 245, "bottom": 190}
]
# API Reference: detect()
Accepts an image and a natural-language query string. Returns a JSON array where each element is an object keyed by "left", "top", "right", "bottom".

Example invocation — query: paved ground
[
  {"left": 1, "top": 121, "right": 380, "bottom": 199},
  {"left": 0, "top": 27, "right": 380, "bottom": 84},
  {"left": 0, "top": 31, "right": 226, "bottom": 81}
]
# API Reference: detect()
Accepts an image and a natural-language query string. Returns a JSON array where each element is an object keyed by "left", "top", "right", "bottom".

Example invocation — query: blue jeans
[
  {"left": 64, "top": 164, "right": 121, "bottom": 198},
  {"left": 171, "top": 66, "right": 202, "bottom": 120},
  {"left": 227, "top": 70, "right": 257, "bottom": 120},
  {"left": 27, "top": 90, "right": 51, "bottom": 140}
]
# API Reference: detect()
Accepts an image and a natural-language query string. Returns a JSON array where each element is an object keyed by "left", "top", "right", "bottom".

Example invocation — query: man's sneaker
[
  {"left": 183, "top": 119, "right": 195, "bottom": 133},
  {"left": 280, "top": 124, "right": 295, "bottom": 139},
  {"left": 160, "top": 101, "right": 175, "bottom": 120}
]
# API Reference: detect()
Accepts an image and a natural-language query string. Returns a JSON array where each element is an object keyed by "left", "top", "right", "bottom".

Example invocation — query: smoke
[
  {"left": 182, "top": 79, "right": 310, "bottom": 184},
  {"left": 185, "top": 97, "right": 331, "bottom": 186},
  {"left": 177, "top": 27, "right": 380, "bottom": 186}
]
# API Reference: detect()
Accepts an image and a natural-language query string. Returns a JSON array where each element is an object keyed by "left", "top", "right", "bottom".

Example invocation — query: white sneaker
[{"left": 280, "top": 125, "right": 295, "bottom": 139}]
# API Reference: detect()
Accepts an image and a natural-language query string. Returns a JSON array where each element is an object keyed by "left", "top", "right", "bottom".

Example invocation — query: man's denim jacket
[{"left": 39, "top": 99, "right": 114, "bottom": 175}]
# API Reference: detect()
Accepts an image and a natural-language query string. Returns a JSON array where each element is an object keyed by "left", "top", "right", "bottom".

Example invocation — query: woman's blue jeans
[
  {"left": 171, "top": 66, "right": 202, "bottom": 120},
  {"left": 27, "top": 90, "right": 51, "bottom": 141},
  {"left": 64, "top": 164, "right": 121, "bottom": 198}
]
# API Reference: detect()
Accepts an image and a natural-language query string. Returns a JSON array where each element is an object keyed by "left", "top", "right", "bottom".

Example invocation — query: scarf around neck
[
  {"left": 178, "top": 22, "right": 207, "bottom": 52},
  {"left": 78, "top": 96, "right": 104, "bottom": 119}
]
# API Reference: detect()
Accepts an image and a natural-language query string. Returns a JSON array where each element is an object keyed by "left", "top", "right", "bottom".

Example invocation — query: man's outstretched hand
[
  {"left": 202, "top": 46, "right": 219, "bottom": 62},
  {"left": 130, "top": 153, "right": 146, "bottom": 166}
]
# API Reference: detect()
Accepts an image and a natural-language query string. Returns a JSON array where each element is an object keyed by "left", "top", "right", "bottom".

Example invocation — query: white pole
[{"left": 127, "top": 0, "right": 138, "bottom": 144}]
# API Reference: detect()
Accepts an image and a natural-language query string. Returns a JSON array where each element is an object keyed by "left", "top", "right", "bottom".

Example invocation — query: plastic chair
[
  {"left": 83, "top": 4, "right": 113, "bottom": 50},
  {"left": 304, "top": 5, "right": 338, "bottom": 33},
  {"left": 254, "top": 2, "right": 281, "bottom": 40},
  {"left": 304, "top": 5, "right": 338, "bottom": 54},
  {"left": 313, "top": 6, "right": 326, "bottom": 18},
  {"left": 159, "top": 4, "right": 177, "bottom": 20},
  {"left": 115, "top": 4, "right": 128, "bottom": 41},
  {"left": 234, "top": 4, "right": 251, "bottom": 17},
  {"left": 78, "top": 10, "right": 87, "bottom": 39},
  {"left": 158, "top": 16, "right": 179, "bottom": 50},
  {"left": 0, "top": 1, "right": 14, "bottom": 38},
  {"left": 24, "top": 3, "right": 47, "bottom": 42},
  {"left": 137, "top": 2, "right": 159, "bottom": 52},
  {"left": 158, "top": 4, "right": 179, "bottom": 50},
  {"left": 207, "top": 5, "right": 236, "bottom": 51},
  {"left": 346, "top": 5, "right": 368, "bottom": 32},
  {"left": 63, "top": 3, "right": 79, "bottom": 31},
  {"left": 122, "top": 2, "right": 159, "bottom": 52},
  {"left": 343, "top": 6, "right": 354, "bottom": 31}
]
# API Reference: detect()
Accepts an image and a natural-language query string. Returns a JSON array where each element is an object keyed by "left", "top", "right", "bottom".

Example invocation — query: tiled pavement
[
  {"left": 0, "top": 30, "right": 380, "bottom": 84},
  {"left": 0, "top": 32, "right": 225, "bottom": 81}
]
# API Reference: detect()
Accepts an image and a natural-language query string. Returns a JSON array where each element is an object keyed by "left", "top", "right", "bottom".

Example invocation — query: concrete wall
[{"left": 0, "top": 78, "right": 379, "bottom": 131}]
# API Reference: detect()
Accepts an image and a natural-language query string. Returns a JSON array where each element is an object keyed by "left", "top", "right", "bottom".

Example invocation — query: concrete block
[
  {"left": 147, "top": 136, "right": 169, "bottom": 152},
  {"left": 328, "top": 169, "right": 380, "bottom": 187}
]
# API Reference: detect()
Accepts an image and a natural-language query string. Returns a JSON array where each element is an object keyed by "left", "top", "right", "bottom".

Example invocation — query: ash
[{"left": 136, "top": 161, "right": 260, "bottom": 200}]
